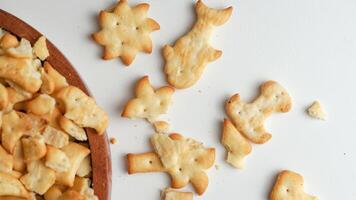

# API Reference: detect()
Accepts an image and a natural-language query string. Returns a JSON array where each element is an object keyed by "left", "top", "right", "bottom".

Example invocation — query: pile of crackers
[
  {"left": 91, "top": 0, "right": 320, "bottom": 199},
  {"left": 0, "top": 28, "right": 108, "bottom": 199}
]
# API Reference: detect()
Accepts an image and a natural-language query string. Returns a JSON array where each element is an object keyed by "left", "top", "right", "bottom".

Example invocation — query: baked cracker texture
[
  {"left": 163, "top": 0, "right": 232, "bottom": 89},
  {"left": 92, "top": 0, "right": 160, "bottom": 66},
  {"left": 225, "top": 81, "right": 292, "bottom": 144}
]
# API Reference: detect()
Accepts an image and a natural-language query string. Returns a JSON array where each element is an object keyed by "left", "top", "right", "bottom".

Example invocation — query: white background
[{"left": 1, "top": 0, "right": 356, "bottom": 199}]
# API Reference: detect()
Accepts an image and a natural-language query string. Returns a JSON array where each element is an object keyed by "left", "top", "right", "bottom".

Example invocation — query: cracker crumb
[
  {"left": 110, "top": 137, "right": 117, "bottom": 145},
  {"left": 307, "top": 100, "right": 327, "bottom": 120}
]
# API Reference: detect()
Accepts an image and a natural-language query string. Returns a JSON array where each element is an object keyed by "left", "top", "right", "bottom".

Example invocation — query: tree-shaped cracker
[
  {"left": 127, "top": 133, "right": 215, "bottom": 195},
  {"left": 92, "top": 0, "right": 160, "bottom": 66},
  {"left": 122, "top": 76, "right": 174, "bottom": 122}
]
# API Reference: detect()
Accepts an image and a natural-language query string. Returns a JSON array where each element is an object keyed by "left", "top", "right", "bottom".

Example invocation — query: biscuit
[
  {"left": 44, "top": 185, "right": 63, "bottom": 200},
  {"left": 40, "top": 62, "right": 68, "bottom": 95},
  {"left": 128, "top": 133, "right": 215, "bottom": 195},
  {"left": 76, "top": 155, "right": 92, "bottom": 178},
  {"left": 20, "top": 160, "right": 56, "bottom": 195},
  {"left": 25, "top": 94, "right": 56, "bottom": 116},
  {"left": 153, "top": 121, "right": 170, "bottom": 133},
  {"left": 0, "top": 144, "right": 13, "bottom": 173},
  {"left": 6, "top": 38, "right": 33, "bottom": 59},
  {"left": 225, "top": 81, "right": 292, "bottom": 144},
  {"left": 5, "top": 87, "right": 32, "bottom": 112},
  {"left": 0, "top": 32, "right": 19, "bottom": 49},
  {"left": 92, "top": 0, "right": 160, "bottom": 65},
  {"left": 58, "top": 190, "right": 85, "bottom": 200},
  {"left": 55, "top": 86, "right": 109, "bottom": 134},
  {"left": 0, "top": 172, "right": 29, "bottom": 198},
  {"left": 71, "top": 177, "right": 98, "bottom": 200},
  {"left": 33, "top": 36, "right": 49, "bottom": 61},
  {"left": 163, "top": 0, "right": 232, "bottom": 89},
  {"left": 307, "top": 101, "right": 327, "bottom": 120},
  {"left": 1, "top": 111, "right": 32, "bottom": 153},
  {"left": 221, "top": 119, "right": 251, "bottom": 169},
  {"left": 22, "top": 113, "right": 47, "bottom": 137},
  {"left": 13, "top": 141, "right": 26, "bottom": 172},
  {"left": 122, "top": 76, "right": 174, "bottom": 122},
  {"left": 45, "top": 146, "right": 71, "bottom": 173},
  {"left": 270, "top": 170, "right": 318, "bottom": 200},
  {"left": 161, "top": 188, "right": 193, "bottom": 200},
  {"left": 58, "top": 116, "right": 87, "bottom": 141},
  {"left": 55, "top": 142, "right": 90, "bottom": 187},
  {"left": 21, "top": 135, "right": 47, "bottom": 162},
  {"left": 42, "top": 125, "right": 69, "bottom": 148}
]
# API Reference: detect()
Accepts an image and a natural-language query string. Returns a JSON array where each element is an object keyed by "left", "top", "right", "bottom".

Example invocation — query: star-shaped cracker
[
  {"left": 127, "top": 133, "right": 215, "bottom": 195},
  {"left": 92, "top": 0, "right": 160, "bottom": 66},
  {"left": 270, "top": 170, "right": 318, "bottom": 200},
  {"left": 122, "top": 76, "right": 174, "bottom": 122}
]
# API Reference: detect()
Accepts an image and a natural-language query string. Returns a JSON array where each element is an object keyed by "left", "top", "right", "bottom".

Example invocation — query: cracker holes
[
  {"left": 116, "top": 22, "right": 120, "bottom": 26},
  {"left": 149, "top": 160, "right": 153, "bottom": 164},
  {"left": 179, "top": 167, "right": 182, "bottom": 172}
]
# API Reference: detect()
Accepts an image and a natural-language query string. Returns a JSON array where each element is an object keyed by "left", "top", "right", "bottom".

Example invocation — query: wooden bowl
[{"left": 0, "top": 9, "right": 112, "bottom": 200}]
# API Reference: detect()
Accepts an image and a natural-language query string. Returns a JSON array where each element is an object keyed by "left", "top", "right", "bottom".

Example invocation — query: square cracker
[{"left": 0, "top": 172, "right": 29, "bottom": 198}]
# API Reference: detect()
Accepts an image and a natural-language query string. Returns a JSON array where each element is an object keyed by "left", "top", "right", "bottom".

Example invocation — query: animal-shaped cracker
[
  {"left": 221, "top": 119, "right": 251, "bottom": 169},
  {"left": 270, "top": 170, "right": 318, "bottom": 200},
  {"left": 55, "top": 86, "right": 109, "bottom": 134},
  {"left": 161, "top": 188, "right": 193, "bottom": 200},
  {"left": 225, "top": 81, "right": 292, "bottom": 144},
  {"left": 127, "top": 133, "right": 215, "bottom": 195},
  {"left": 92, "top": 0, "right": 160, "bottom": 66},
  {"left": 163, "top": 0, "right": 232, "bottom": 89},
  {"left": 122, "top": 76, "right": 174, "bottom": 122}
]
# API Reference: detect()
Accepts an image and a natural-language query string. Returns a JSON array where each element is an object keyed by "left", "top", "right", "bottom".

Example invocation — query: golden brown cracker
[
  {"left": 161, "top": 188, "right": 193, "bottom": 200},
  {"left": 21, "top": 135, "right": 47, "bottom": 162},
  {"left": 0, "top": 172, "right": 29, "bottom": 198},
  {"left": 33, "top": 36, "right": 49, "bottom": 61}
]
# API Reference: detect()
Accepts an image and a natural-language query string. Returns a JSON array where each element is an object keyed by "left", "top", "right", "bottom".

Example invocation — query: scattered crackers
[
  {"left": 225, "top": 81, "right": 292, "bottom": 144},
  {"left": 270, "top": 170, "right": 318, "bottom": 200},
  {"left": 307, "top": 100, "right": 327, "bottom": 120},
  {"left": 0, "top": 29, "right": 107, "bottom": 199},
  {"left": 122, "top": 76, "right": 174, "bottom": 123},
  {"left": 92, "top": 0, "right": 160, "bottom": 66},
  {"left": 127, "top": 133, "right": 215, "bottom": 195},
  {"left": 161, "top": 188, "right": 193, "bottom": 200},
  {"left": 163, "top": 0, "right": 232, "bottom": 89}
]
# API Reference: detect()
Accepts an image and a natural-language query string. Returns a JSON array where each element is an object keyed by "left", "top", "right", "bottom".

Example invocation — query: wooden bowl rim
[{"left": 0, "top": 9, "right": 112, "bottom": 200}]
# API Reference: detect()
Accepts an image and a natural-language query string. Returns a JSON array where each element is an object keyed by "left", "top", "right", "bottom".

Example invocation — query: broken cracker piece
[
  {"left": 163, "top": 0, "right": 232, "bottom": 89},
  {"left": 225, "top": 81, "right": 292, "bottom": 144},
  {"left": 221, "top": 119, "right": 251, "bottom": 169},
  {"left": 71, "top": 177, "right": 98, "bottom": 200},
  {"left": 307, "top": 101, "right": 327, "bottom": 120},
  {"left": 270, "top": 170, "right": 318, "bottom": 200},
  {"left": 122, "top": 76, "right": 174, "bottom": 122},
  {"left": 0, "top": 32, "right": 19, "bottom": 49},
  {"left": 42, "top": 125, "right": 69, "bottom": 148},
  {"left": 92, "top": 0, "right": 160, "bottom": 65},
  {"left": 76, "top": 155, "right": 92, "bottom": 178},
  {"left": 33, "top": 36, "right": 49, "bottom": 61},
  {"left": 0, "top": 172, "right": 29, "bottom": 198},
  {"left": 22, "top": 135, "right": 47, "bottom": 162},
  {"left": 55, "top": 86, "right": 108, "bottom": 134},
  {"left": 59, "top": 116, "right": 87, "bottom": 141},
  {"left": 40, "top": 62, "right": 68, "bottom": 95},
  {"left": 161, "top": 188, "right": 193, "bottom": 200},
  {"left": 153, "top": 121, "right": 170, "bottom": 133},
  {"left": 45, "top": 146, "right": 71, "bottom": 173},
  {"left": 6, "top": 38, "right": 33, "bottom": 59}
]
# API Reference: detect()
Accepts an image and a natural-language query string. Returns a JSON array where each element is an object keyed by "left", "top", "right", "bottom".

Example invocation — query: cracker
[
  {"left": 270, "top": 170, "right": 317, "bottom": 200},
  {"left": 122, "top": 76, "right": 174, "bottom": 122},
  {"left": 153, "top": 121, "right": 170, "bottom": 133},
  {"left": 40, "top": 62, "right": 68, "bottom": 94},
  {"left": 6, "top": 38, "right": 33, "bottom": 59},
  {"left": 22, "top": 135, "right": 47, "bottom": 162},
  {"left": 109, "top": 137, "right": 117, "bottom": 145},
  {"left": 55, "top": 86, "right": 108, "bottom": 134},
  {"left": 221, "top": 119, "right": 251, "bottom": 169},
  {"left": 163, "top": 0, "right": 232, "bottom": 89},
  {"left": 92, "top": 0, "right": 160, "bottom": 65},
  {"left": 42, "top": 125, "right": 69, "bottom": 148},
  {"left": 225, "top": 81, "right": 292, "bottom": 144},
  {"left": 20, "top": 160, "right": 56, "bottom": 195},
  {"left": 45, "top": 146, "right": 71, "bottom": 173},
  {"left": 0, "top": 172, "right": 29, "bottom": 198},
  {"left": 0, "top": 144, "right": 13, "bottom": 173},
  {"left": 0, "top": 54, "right": 42, "bottom": 93},
  {"left": 0, "top": 32, "right": 19, "bottom": 49},
  {"left": 76, "top": 155, "right": 92, "bottom": 178},
  {"left": 44, "top": 185, "right": 63, "bottom": 200},
  {"left": 127, "top": 152, "right": 164, "bottom": 174},
  {"left": 1, "top": 111, "right": 32, "bottom": 153},
  {"left": 13, "top": 141, "right": 26, "bottom": 172},
  {"left": 6, "top": 87, "right": 32, "bottom": 112},
  {"left": 0, "top": 82, "right": 8, "bottom": 110},
  {"left": 71, "top": 177, "right": 98, "bottom": 200},
  {"left": 58, "top": 116, "right": 87, "bottom": 141},
  {"left": 22, "top": 113, "right": 47, "bottom": 137},
  {"left": 33, "top": 36, "right": 49, "bottom": 61},
  {"left": 55, "top": 142, "right": 90, "bottom": 187},
  {"left": 307, "top": 101, "right": 327, "bottom": 120},
  {"left": 25, "top": 94, "right": 56, "bottom": 116},
  {"left": 161, "top": 188, "right": 193, "bottom": 200},
  {"left": 57, "top": 190, "right": 85, "bottom": 200}
]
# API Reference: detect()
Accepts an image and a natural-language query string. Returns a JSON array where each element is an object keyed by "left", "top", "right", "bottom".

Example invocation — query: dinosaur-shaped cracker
[
  {"left": 225, "top": 81, "right": 292, "bottom": 144},
  {"left": 127, "top": 133, "right": 215, "bottom": 195},
  {"left": 122, "top": 76, "right": 174, "bottom": 122},
  {"left": 163, "top": 0, "right": 232, "bottom": 89},
  {"left": 270, "top": 170, "right": 318, "bottom": 200},
  {"left": 92, "top": 0, "right": 160, "bottom": 66},
  {"left": 221, "top": 119, "right": 252, "bottom": 169}
]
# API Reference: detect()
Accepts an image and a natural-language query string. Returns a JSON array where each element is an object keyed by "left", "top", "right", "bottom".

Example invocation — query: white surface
[{"left": 1, "top": 0, "right": 356, "bottom": 199}]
